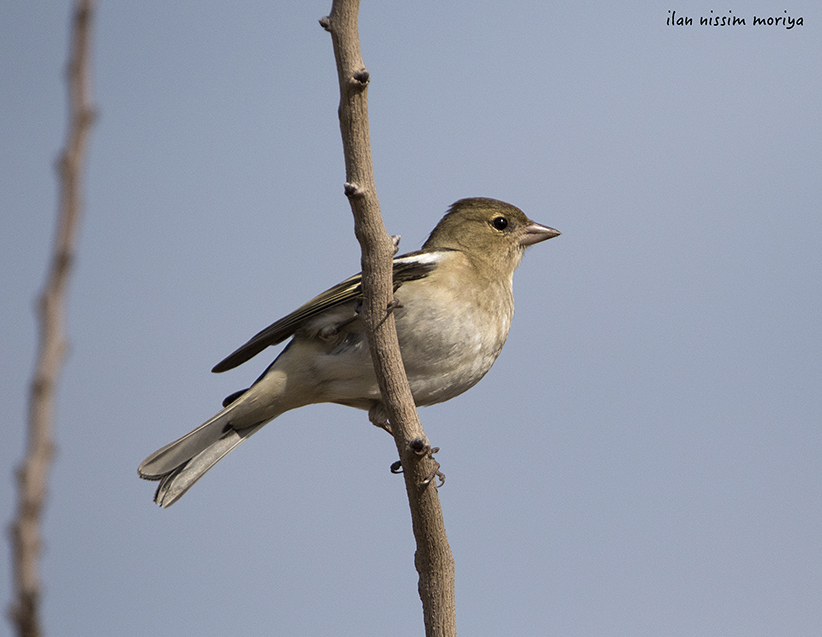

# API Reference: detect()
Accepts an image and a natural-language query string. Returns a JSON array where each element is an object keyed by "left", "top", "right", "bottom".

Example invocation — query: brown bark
[
  {"left": 9, "top": 2, "right": 97, "bottom": 635},
  {"left": 321, "top": 3, "right": 456, "bottom": 635}
]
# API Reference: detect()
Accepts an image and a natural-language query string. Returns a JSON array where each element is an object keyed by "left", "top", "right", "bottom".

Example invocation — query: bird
[{"left": 138, "top": 197, "right": 560, "bottom": 506}]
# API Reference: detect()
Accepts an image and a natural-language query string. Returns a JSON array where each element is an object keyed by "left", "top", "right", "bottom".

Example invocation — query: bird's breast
[
  {"left": 289, "top": 253, "right": 516, "bottom": 410},
  {"left": 393, "top": 264, "right": 514, "bottom": 406}
]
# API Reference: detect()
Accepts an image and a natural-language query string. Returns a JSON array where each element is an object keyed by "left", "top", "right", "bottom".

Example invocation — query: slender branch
[
  {"left": 9, "top": 1, "right": 97, "bottom": 635},
  {"left": 321, "top": 3, "right": 456, "bottom": 635}
]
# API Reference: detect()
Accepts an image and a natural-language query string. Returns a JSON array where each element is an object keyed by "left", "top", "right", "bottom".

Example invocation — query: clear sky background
[{"left": 2, "top": 2, "right": 821, "bottom": 636}]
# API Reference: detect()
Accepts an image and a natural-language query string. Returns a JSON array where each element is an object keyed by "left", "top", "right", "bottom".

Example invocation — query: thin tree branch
[
  {"left": 321, "top": 3, "right": 456, "bottom": 635},
  {"left": 9, "top": 1, "right": 97, "bottom": 635}
]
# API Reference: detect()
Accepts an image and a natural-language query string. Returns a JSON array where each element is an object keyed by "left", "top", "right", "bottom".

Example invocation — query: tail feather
[
  {"left": 138, "top": 403, "right": 241, "bottom": 480},
  {"left": 138, "top": 396, "right": 271, "bottom": 507},
  {"left": 139, "top": 359, "right": 294, "bottom": 506},
  {"left": 151, "top": 423, "right": 265, "bottom": 507}
]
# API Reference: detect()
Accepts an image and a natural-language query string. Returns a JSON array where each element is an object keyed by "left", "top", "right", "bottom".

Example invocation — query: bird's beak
[{"left": 520, "top": 221, "right": 561, "bottom": 246}]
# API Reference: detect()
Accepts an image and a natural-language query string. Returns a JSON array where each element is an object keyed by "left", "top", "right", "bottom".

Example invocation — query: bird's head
[{"left": 422, "top": 198, "right": 560, "bottom": 275}]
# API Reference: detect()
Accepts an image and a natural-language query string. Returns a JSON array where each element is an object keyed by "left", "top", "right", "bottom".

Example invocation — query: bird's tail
[{"left": 138, "top": 401, "right": 267, "bottom": 507}]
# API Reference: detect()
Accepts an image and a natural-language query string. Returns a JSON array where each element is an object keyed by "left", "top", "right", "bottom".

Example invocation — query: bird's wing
[{"left": 211, "top": 250, "right": 446, "bottom": 373}]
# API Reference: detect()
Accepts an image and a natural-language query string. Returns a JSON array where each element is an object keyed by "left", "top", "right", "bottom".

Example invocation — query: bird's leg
[
  {"left": 369, "top": 403, "right": 393, "bottom": 436},
  {"left": 371, "top": 406, "right": 444, "bottom": 487},
  {"left": 421, "top": 459, "right": 445, "bottom": 488},
  {"left": 377, "top": 296, "right": 403, "bottom": 328},
  {"left": 388, "top": 444, "right": 446, "bottom": 487},
  {"left": 392, "top": 440, "right": 445, "bottom": 487},
  {"left": 317, "top": 314, "right": 357, "bottom": 340},
  {"left": 318, "top": 301, "right": 362, "bottom": 340}
]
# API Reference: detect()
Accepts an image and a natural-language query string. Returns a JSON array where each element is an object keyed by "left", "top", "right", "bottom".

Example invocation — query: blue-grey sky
[{"left": 2, "top": 2, "right": 821, "bottom": 635}]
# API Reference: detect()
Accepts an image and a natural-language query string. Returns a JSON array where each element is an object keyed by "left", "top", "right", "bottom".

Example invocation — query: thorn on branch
[{"left": 344, "top": 182, "right": 366, "bottom": 198}]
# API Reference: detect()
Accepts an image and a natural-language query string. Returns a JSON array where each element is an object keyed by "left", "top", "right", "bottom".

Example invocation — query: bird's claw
[
  {"left": 375, "top": 298, "right": 403, "bottom": 329},
  {"left": 368, "top": 404, "right": 393, "bottom": 436},
  {"left": 421, "top": 465, "right": 445, "bottom": 488},
  {"left": 374, "top": 420, "right": 393, "bottom": 436},
  {"left": 420, "top": 451, "right": 445, "bottom": 487},
  {"left": 410, "top": 439, "right": 445, "bottom": 488},
  {"left": 379, "top": 427, "right": 444, "bottom": 487}
]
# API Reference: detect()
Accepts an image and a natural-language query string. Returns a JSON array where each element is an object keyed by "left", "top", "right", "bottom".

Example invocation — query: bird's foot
[
  {"left": 375, "top": 297, "right": 403, "bottom": 328},
  {"left": 410, "top": 438, "right": 445, "bottom": 488},
  {"left": 317, "top": 314, "right": 357, "bottom": 341},
  {"left": 386, "top": 297, "right": 403, "bottom": 313},
  {"left": 369, "top": 404, "right": 393, "bottom": 436},
  {"left": 391, "top": 438, "right": 445, "bottom": 487},
  {"left": 373, "top": 420, "right": 394, "bottom": 436}
]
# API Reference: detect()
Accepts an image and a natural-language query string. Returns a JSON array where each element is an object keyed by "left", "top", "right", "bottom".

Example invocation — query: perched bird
[{"left": 138, "top": 198, "right": 560, "bottom": 506}]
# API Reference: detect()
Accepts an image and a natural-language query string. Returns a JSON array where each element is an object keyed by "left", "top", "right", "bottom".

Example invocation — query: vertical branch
[
  {"left": 320, "top": 2, "right": 456, "bottom": 635},
  {"left": 9, "top": 1, "right": 97, "bottom": 635}
]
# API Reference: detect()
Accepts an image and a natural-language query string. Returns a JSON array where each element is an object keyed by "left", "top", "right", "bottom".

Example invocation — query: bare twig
[
  {"left": 321, "top": 3, "right": 456, "bottom": 635},
  {"left": 9, "top": 1, "right": 97, "bottom": 635}
]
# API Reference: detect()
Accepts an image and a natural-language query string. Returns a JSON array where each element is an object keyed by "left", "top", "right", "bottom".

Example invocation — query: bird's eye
[{"left": 491, "top": 216, "right": 508, "bottom": 231}]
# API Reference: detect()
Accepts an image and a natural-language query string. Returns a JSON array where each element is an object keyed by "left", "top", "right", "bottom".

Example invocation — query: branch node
[
  {"left": 350, "top": 68, "right": 370, "bottom": 88},
  {"left": 343, "top": 182, "right": 366, "bottom": 198},
  {"left": 80, "top": 106, "right": 98, "bottom": 129},
  {"left": 410, "top": 437, "right": 428, "bottom": 455},
  {"left": 390, "top": 460, "right": 403, "bottom": 474},
  {"left": 390, "top": 234, "right": 401, "bottom": 254},
  {"left": 318, "top": 15, "right": 331, "bottom": 31}
]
